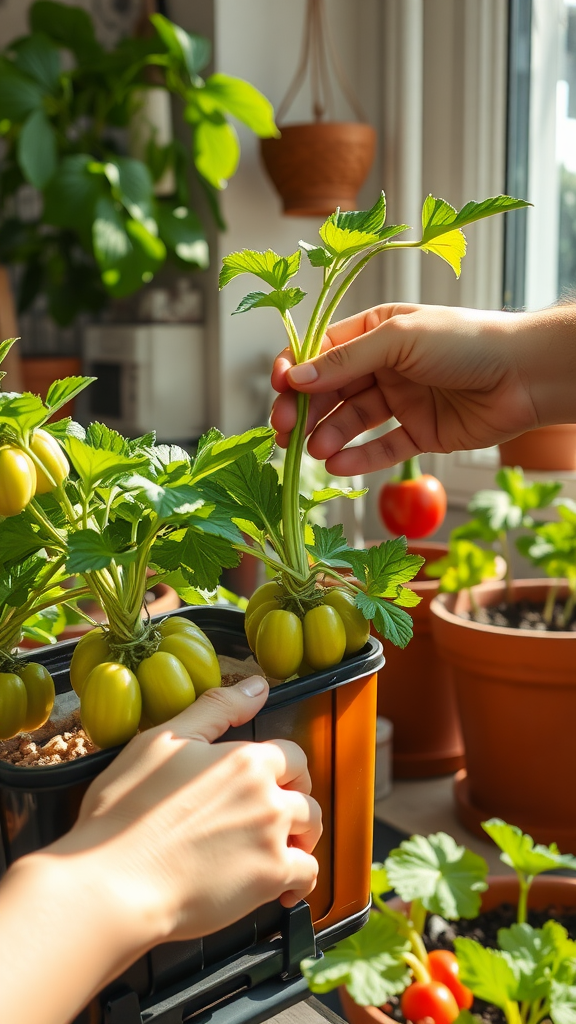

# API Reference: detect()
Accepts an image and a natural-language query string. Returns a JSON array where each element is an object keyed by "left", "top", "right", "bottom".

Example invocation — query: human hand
[
  {"left": 0, "top": 678, "right": 321, "bottom": 1024},
  {"left": 271, "top": 303, "right": 540, "bottom": 475}
]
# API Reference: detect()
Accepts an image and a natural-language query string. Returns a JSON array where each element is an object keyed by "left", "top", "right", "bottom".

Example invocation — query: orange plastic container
[{"left": 0, "top": 606, "right": 382, "bottom": 1023}]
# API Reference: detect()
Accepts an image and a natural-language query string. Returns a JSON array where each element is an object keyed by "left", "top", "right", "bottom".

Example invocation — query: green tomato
[
  {"left": 245, "top": 581, "right": 283, "bottom": 622},
  {"left": 158, "top": 633, "right": 221, "bottom": 696},
  {"left": 69, "top": 628, "right": 111, "bottom": 697},
  {"left": 81, "top": 662, "right": 141, "bottom": 749},
  {"left": 303, "top": 604, "right": 346, "bottom": 671},
  {"left": 30, "top": 429, "right": 69, "bottom": 494},
  {"left": 322, "top": 589, "right": 370, "bottom": 656},
  {"left": 157, "top": 615, "right": 212, "bottom": 648},
  {"left": 245, "top": 599, "right": 279, "bottom": 651},
  {"left": 255, "top": 609, "right": 303, "bottom": 680},
  {"left": 19, "top": 662, "right": 55, "bottom": 731},
  {"left": 137, "top": 651, "right": 196, "bottom": 725},
  {"left": 0, "top": 673, "right": 27, "bottom": 739},
  {"left": 0, "top": 446, "right": 36, "bottom": 517}
]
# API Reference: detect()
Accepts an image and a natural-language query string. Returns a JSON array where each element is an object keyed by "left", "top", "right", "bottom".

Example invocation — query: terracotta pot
[
  {"left": 499, "top": 424, "right": 576, "bottom": 471},
  {"left": 430, "top": 579, "right": 576, "bottom": 845},
  {"left": 368, "top": 542, "right": 465, "bottom": 779},
  {"left": 21, "top": 356, "right": 82, "bottom": 419},
  {"left": 19, "top": 582, "right": 181, "bottom": 648},
  {"left": 260, "top": 122, "right": 376, "bottom": 217},
  {"left": 338, "top": 874, "right": 576, "bottom": 1024}
]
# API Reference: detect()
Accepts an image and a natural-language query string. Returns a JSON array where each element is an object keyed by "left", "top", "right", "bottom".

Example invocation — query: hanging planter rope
[{"left": 260, "top": 0, "right": 376, "bottom": 217}]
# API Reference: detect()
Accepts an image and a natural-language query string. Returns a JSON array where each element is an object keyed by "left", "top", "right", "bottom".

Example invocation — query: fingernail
[
  {"left": 238, "top": 676, "right": 267, "bottom": 697},
  {"left": 289, "top": 362, "right": 318, "bottom": 384}
]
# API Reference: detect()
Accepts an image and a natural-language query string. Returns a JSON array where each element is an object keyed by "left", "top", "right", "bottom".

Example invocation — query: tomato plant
[
  {"left": 218, "top": 191, "right": 528, "bottom": 678},
  {"left": 379, "top": 458, "right": 447, "bottom": 539}
]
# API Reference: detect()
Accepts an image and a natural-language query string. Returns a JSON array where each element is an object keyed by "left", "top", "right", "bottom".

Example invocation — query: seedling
[
  {"left": 218, "top": 192, "right": 529, "bottom": 677},
  {"left": 516, "top": 499, "right": 576, "bottom": 627}
]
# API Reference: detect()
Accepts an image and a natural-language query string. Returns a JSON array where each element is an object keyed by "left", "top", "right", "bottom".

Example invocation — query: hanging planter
[{"left": 260, "top": 0, "right": 376, "bottom": 216}]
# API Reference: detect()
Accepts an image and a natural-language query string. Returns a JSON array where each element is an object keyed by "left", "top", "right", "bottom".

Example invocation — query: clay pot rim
[
  {"left": 338, "top": 875, "right": 576, "bottom": 1024},
  {"left": 266, "top": 120, "right": 376, "bottom": 133},
  {"left": 431, "top": 578, "right": 576, "bottom": 640}
]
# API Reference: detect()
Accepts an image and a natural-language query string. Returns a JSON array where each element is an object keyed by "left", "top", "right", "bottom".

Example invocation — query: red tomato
[
  {"left": 428, "top": 950, "right": 473, "bottom": 1010},
  {"left": 378, "top": 473, "right": 447, "bottom": 539},
  {"left": 401, "top": 981, "right": 460, "bottom": 1024}
]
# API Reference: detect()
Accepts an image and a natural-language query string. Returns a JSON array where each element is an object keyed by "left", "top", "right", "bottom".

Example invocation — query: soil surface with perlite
[
  {"left": 461, "top": 599, "right": 576, "bottom": 632},
  {"left": 380, "top": 903, "right": 576, "bottom": 1024}
]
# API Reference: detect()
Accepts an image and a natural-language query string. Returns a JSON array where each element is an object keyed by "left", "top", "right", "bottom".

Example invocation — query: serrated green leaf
[
  {"left": 214, "top": 453, "right": 282, "bottom": 537},
  {"left": 192, "top": 426, "right": 275, "bottom": 483},
  {"left": 300, "top": 486, "right": 367, "bottom": 514},
  {"left": 355, "top": 591, "right": 414, "bottom": 649},
  {"left": 498, "top": 921, "right": 576, "bottom": 1003},
  {"left": 66, "top": 528, "right": 138, "bottom": 573},
  {"left": 421, "top": 194, "right": 531, "bottom": 244},
  {"left": 344, "top": 539, "right": 424, "bottom": 597},
  {"left": 496, "top": 466, "right": 562, "bottom": 513},
  {"left": 306, "top": 524, "right": 352, "bottom": 568},
  {"left": 0, "top": 392, "right": 47, "bottom": 433},
  {"left": 469, "top": 488, "right": 524, "bottom": 532},
  {"left": 455, "top": 937, "right": 519, "bottom": 1008},
  {"left": 179, "top": 530, "right": 240, "bottom": 590},
  {"left": 219, "top": 249, "right": 301, "bottom": 289},
  {"left": 45, "top": 376, "right": 95, "bottom": 415},
  {"left": 84, "top": 421, "right": 129, "bottom": 455},
  {"left": 330, "top": 193, "right": 387, "bottom": 233},
  {"left": 232, "top": 287, "right": 306, "bottom": 316},
  {"left": 385, "top": 832, "right": 488, "bottom": 918},
  {"left": 482, "top": 819, "right": 576, "bottom": 878},
  {"left": 64, "top": 435, "right": 147, "bottom": 490},
  {"left": 392, "top": 586, "right": 421, "bottom": 608},
  {"left": 301, "top": 910, "right": 410, "bottom": 1005},
  {"left": 299, "top": 241, "right": 335, "bottom": 268},
  {"left": 124, "top": 475, "right": 204, "bottom": 519},
  {"left": 422, "top": 227, "right": 467, "bottom": 277},
  {"left": 0, "top": 517, "right": 44, "bottom": 567}
]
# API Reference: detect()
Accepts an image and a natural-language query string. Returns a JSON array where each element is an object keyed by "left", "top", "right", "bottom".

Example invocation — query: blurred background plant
[{"left": 0, "top": 0, "right": 278, "bottom": 326}]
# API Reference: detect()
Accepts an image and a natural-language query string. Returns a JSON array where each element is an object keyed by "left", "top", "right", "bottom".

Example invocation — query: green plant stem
[
  {"left": 562, "top": 586, "right": 576, "bottom": 628},
  {"left": 282, "top": 392, "right": 311, "bottom": 577},
  {"left": 527, "top": 998, "right": 548, "bottom": 1024},
  {"left": 27, "top": 500, "right": 66, "bottom": 550},
  {"left": 543, "top": 584, "right": 558, "bottom": 626},
  {"left": 504, "top": 1001, "right": 524, "bottom": 1024},
  {"left": 401, "top": 457, "right": 422, "bottom": 481},
  {"left": 517, "top": 874, "right": 532, "bottom": 925},
  {"left": 468, "top": 587, "right": 480, "bottom": 617},
  {"left": 499, "top": 530, "right": 514, "bottom": 604},
  {"left": 402, "top": 951, "right": 430, "bottom": 984},
  {"left": 409, "top": 898, "right": 426, "bottom": 936}
]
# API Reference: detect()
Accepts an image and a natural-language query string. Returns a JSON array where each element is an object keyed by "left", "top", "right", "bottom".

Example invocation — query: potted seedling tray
[{"left": 0, "top": 605, "right": 383, "bottom": 1024}]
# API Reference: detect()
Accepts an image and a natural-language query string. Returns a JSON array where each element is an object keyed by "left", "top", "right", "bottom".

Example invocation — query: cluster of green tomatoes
[
  {"left": 69, "top": 616, "right": 221, "bottom": 749},
  {"left": 244, "top": 582, "right": 370, "bottom": 680},
  {"left": 0, "top": 429, "right": 69, "bottom": 516}
]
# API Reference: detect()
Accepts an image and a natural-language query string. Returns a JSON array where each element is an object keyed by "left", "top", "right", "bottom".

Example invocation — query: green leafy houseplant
[
  {"left": 0, "top": 344, "right": 273, "bottom": 745},
  {"left": 516, "top": 498, "right": 576, "bottom": 628},
  {"left": 0, "top": 1, "right": 278, "bottom": 324},
  {"left": 217, "top": 192, "right": 529, "bottom": 679},
  {"left": 426, "top": 467, "right": 565, "bottom": 616},
  {"left": 302, "top": 820, "right": 576, "bottom": 1024}
]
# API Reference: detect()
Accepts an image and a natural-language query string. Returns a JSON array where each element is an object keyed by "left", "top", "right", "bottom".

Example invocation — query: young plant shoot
[
  {"left": 302, "top": 820, "right": 576, "bottom": 1024},
  {"left": 516, "top": 498, "right": 576, "bottom": 627},
  {"left": 219, "top": 192, "right": 529, "bottom": 678}
]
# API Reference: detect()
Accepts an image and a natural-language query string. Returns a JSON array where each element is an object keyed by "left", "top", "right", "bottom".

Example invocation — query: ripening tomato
[
  {"left": 401, "top": 980, "right": 460, "bottom": 1024},
  {"left": 157, "top": 615, "right": 212, "bottom": 648},
  {"left": 19, "top": 662, "right": 55, "bottom": 731},
  {"left": 158, "top": 632, "right": 221, "bottom": 696},
  {"left": 428, "top": 950, "right": 473, "bottom": 1010},
  {"left": 255, "top": 609, "right": 303, "bottom": 680},
  {"left": 245, "top": 581, "right": 283, "bottom": 623},
  {"left": 0, "top": 672, "right": 28, "bottom": 739},
  {"left": 379, "top": 464, "right": 447, "bottom": 539},
  {"left": 70, "top": 627, "right": 111, "bottom": 697},
  {"left": 322, "top": 589, "right": 370, "bottom": 656},
  {"left": 30, "top": 429, "right": 69, "bottom": 494},
  {"left": 0, "top": 446, "right": 37, "bottom": 517},
  {"left": 245, "top": 599, "right": 279, "bottom": 651},
  {"left": 303, "top": 604, "right": 346, "bottom": 671},
  {"left": 137, "top": 651, "right": 196, "bottom": 725},
  {"left": 81, "top": 662, "right": 142, "bottom": 749}
]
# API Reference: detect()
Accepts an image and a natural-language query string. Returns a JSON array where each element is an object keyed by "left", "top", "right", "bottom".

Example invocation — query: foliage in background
[{"left": 0, "top": 1, "right": 278, "bottom": 324}]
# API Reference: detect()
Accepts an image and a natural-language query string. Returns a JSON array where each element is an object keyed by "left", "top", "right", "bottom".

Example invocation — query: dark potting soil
[
  {"left": 380, "top": 903, "right": 576, "bottom": 1024},
  {"left": 460, "top": 599, "right": 576, "bottom": 632}
]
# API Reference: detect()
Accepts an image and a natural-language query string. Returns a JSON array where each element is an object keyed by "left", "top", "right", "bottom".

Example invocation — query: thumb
[
  {"left": 287, "top": 322, "right": 391, "bottom": 394},
  {"left": 171, "top": 676, "right": 269, "bottom": 744}
]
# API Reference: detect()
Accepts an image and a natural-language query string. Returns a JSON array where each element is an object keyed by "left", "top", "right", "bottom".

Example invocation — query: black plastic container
[{"left": 0, "top": 607, "right": 383, "bottom": 1024}]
